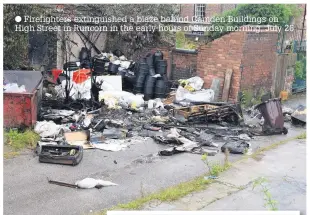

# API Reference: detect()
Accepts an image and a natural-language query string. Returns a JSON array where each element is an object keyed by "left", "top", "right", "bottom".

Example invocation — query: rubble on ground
[{"left": 31, "top": 50, "right": 298, "bottom": 166}]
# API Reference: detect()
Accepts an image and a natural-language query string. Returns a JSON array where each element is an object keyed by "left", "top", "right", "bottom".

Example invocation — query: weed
[
  {"left": 297, "top": 132, "right": 306, "bottom": 139},
  {"left": 202, "top": 152, "right": 231, "bottom": 177},
  {"left": 175, "top": 31, "right": 197, "bottom": 50},
  {"left": 4, "top": 129, "right": 39, "bottom": 151},
  {"left": 3, "top": 151, "right": 20, "bottom": 159},
  {"left": 104, "top": 176, "right": 212, "bottom": 213},
  {"left": 253, "top": 177, "right": 278, "bottom": 211}
]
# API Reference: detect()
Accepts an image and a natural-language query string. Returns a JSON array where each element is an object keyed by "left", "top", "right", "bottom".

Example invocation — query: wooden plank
[
  {"left": 210, "top": 78, "right": 221, "bottom": 102},
  {"left": 222, "top": 69, "right": 233, "bottom": 102}
]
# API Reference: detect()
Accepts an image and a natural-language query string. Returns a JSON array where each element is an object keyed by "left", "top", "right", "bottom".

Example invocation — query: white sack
[{"left": 75, "top": 178, "right": 118, "bottom": 189}]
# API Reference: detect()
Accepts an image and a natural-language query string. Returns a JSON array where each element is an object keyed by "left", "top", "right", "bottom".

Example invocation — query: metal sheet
[
  {"left": 4, "top": 70, "right": 42, "bottom": 93},
  {"left": 291, "top": 105, "right": 306, "bottom": 123}
]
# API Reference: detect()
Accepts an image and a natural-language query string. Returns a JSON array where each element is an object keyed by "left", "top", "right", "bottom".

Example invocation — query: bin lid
[{"left": 4, "top": 70, "right": 43, "bottom": 93}]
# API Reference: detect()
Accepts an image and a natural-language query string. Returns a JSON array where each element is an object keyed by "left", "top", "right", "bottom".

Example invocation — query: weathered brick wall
[
  {"left": 197, "top": 32, "right": 245, "bottom": 101},
  {"left": 222, "top": 4, "right": 237, "bottom": 12},
  {"left": 241, "top": 31, "right": 279, "bottom": 94},
  {"left": 180, "top": 4, "right": 194, "bottom": 18},
  {"left": 171, "top": 50, "right": 197, "bottom": 80},
  {"left": 180, "top": 4, "right": 238, "bottom": 21},
  {"left": 205, "top": 4, "right": 222, "bottom": 19}
]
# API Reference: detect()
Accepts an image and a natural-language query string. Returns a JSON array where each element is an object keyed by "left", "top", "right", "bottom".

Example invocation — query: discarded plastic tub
[
  {"left": 154, "top": 79, "right": 166, "bottom": 98},
  {"left": 108, "top": 63, "right": 120, "bottom": 74},
  {"left": 155, "top": 60, "right": 167, "bottom": 75},
  {"left": 134, "top": 73, "right": 147, "bottom": 94},
  {"left": 138, "top": 62, "right": 149, "bottom": 75},
  {"left": 144, "top": 76, "right": 156, "bottom": 100},
  {"left": 146, "top": 53, "right": 155, "bottom": 69},
  {"left": 154, "top": 50, "right": 164, "bottom": 65},
  {"left": 255, "top": 98, "right": 288, "bottom": 135},
  {"left": 93, "top": 58, "right": 109, "bottom": 74}
]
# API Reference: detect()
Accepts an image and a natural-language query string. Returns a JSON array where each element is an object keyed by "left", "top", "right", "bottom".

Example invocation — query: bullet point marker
[{"left": 15, "top": 16, "right": 22, "bottom": 22}]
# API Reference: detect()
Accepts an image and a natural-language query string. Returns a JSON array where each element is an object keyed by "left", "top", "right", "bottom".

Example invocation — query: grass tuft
[
  {"left": 296, "top": 132, "right": 306, "bottom": 139},
  {"left": 4, "top": 129, "right": 39, "bottom": 151},
  {"left": 3, "top": 151, "right": 20, "bottom": 159},
  {"left": 100, "top": 177, "right": 211, "bottom": 214}
]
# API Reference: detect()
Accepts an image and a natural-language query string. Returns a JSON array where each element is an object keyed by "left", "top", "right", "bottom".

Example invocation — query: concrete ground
[
  {"left": 282, "top": 93, "right": 306, "bottom": 110},
  {"left": 3, "top": 93, "right": 306, "bottom": 215},
  {"left": 142, "top": 138, "right": 306, "bottom": 214}
]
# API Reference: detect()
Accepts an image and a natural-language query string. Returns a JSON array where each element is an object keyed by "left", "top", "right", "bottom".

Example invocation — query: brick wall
[
  {"left": 241, "top": 31, "right": 279, "bottom": 93},
  {"left": 196, "top": 29, "right": 284, "bottom": 102},
  {"left": 197, "top": 32, "right": 245, "bottom": 101},
  {"left": 180, "top": 4, "right": 237, "bottom": 21},
  {"left": 180, "top": 4, "right": 194, "bottom": 18},
  {"left": 171, "top": 49, "right": 197, "bottom": 80},
  {"left": 205, "top": 4, "right": 222, "bottom": 18}
]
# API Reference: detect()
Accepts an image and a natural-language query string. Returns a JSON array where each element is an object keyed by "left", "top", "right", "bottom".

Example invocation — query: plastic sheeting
[
  {"left": 34, "top": 121, "right": 63, "bottom": 138},
  {"left": 176, "top": 86, "right": 215, "bottom": 103},
  {"left": 186, "top": 76, "right": 204, "bottom": 91},
  {"left": 4, "top": 83, "right": 26, "bottom": 93},
  {"left": 55, "top": 76, "right": 122, "bottom": 100},
  {"left": 99, "top": 91, "right": 144, "bottom": 109}
]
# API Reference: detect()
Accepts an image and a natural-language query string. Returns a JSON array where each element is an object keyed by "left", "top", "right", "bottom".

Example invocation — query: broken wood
[{"left": 222, "top": 69, "right": 233, "bottom": 102}]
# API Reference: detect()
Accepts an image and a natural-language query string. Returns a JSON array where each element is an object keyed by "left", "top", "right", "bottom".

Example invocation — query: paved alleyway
[{"left": 142, "top": 138, "right": 307, "bottom": 214}]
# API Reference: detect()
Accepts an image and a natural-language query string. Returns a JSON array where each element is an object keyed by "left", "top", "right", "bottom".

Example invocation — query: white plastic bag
[
  {"left": 75, "top": 178, "right": 118, "bottom": 189},
  {"left": 34, "top": 121, "right": 62, "bottom": 138},
  {"left": 154, "top": 98, "right": 164, "bottom": 109},
  {"left": 99, "top": 91, "right": 144, "bottom": 109},
  {"left": 176, "top": 86, "right": 214, "bottom": 103},
  {"left": 175, "top": 86, "right": 189, "bottom": 102},
  {"left": 184, "top": 89, "right": 215, "bottom": 103},
  {"left": 4, "top": 83, "right": 26, "bottom": 93},
  {"left": 148, "top": 100, "right": 156, "bottom": 109},
  {"left": 100, "top": 81, "right": 115, "bottom": 91},
  {"left": 187, "top": 76, "right": 204, "bottom": 91}
]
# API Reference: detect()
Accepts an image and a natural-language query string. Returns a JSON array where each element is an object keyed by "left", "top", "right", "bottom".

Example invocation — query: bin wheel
[{"left": 282, "top": 127, "right": 288, "bottom": 135}]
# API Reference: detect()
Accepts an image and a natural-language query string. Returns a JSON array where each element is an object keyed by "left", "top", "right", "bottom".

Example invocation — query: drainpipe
[
  {"left": 168, "top": 50, "right": 173, "bottom": 80},
  {"left": 299, "top": 5, "right": 306, "bottom": 51},
  {"left": 238, "top": 64, "right": 244, "bottom": 103}
]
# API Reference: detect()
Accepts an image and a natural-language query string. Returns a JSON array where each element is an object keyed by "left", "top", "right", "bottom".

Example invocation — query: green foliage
[
  {"left": 295, "top": 53, "right": 307, "bottom": 80},
  {"left": 209, "top": 4, "right": 302, "bottom": 40},
  {"left": 201, "top": 152, "right": 231, "bottom": 177},
  {"left": 175, "top": 31, "right": 197, "bottom": 50},
  {"left": 4, "top": 129, "right": 40, "bottom": 151},
  {"left": 3, "top": 5, "right": 44, "bottom": 69},
  {"left": 241, "top": 89, "right": 265, "bottom": 107},
  {"left": 107, "top": 176, "right": 211, "bottom": 212},
  {"left": 253, "top": 177, "right": 278, "bottom": 211},
  {"left": 241, "top": 90, "right": 254, "bottom": 107}
]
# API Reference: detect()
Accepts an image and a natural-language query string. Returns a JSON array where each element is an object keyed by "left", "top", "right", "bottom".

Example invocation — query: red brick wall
[
  {"left": 180, "top": 4, "right": 237, "bottom": 21},
  {"left": 171, "top": 50, "right": 197, "bottom": 80},
  {"left": 180, "top": 4, "right": 194, "bottom": 18},
  {"left": 197, "top": 32, "right": 245, "bottom": 101},
  {"left": 205, "top": 4, "right": 222, "bottom": 18},
  {"left": 241, "top": 31, "right": 279, "bottom": 93}
]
